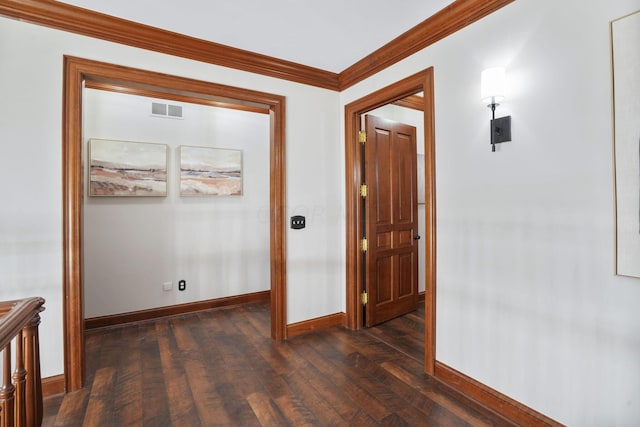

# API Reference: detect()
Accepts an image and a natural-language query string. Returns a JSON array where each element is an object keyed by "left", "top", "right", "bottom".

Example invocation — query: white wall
[
  {"left": 341, "top": 0, "right": 640, "bottom": 425},
  {"left": 83, "top": 90, "right": 270, "bottom": 317},
  {"left": 0, "top": 17, "right": 343, "bottom": 377}
]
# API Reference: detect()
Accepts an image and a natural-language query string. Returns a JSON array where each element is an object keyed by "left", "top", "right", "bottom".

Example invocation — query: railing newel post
[{"left": 0, "top": 297, "right": 45, "bottom": 427}]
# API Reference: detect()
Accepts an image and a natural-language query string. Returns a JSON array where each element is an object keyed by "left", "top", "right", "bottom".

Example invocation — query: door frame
[
  {"left": 62, "top": 56, "right": 287, "bottom": 392},
  {"left": 344, "top": 68, "right": 436, "bottom": 374}
]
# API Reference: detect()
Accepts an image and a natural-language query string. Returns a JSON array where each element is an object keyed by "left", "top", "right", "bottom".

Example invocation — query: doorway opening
[
  {"left": 344, "top": 68, "right": 436, "bottom": 374},
  {"left": 62, "top": 56, "right": 287, "bottom": 392}
]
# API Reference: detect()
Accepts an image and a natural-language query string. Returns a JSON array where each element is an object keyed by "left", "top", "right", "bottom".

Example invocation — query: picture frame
[
  {"left": 88, "top": 138, "right": 168, "bottom": 197},
  {"left": 179, "top": 145, "right": 243, "bottom": 196},
  {"left": 611, "top": 10, "right": 640, "bottom": 278}
]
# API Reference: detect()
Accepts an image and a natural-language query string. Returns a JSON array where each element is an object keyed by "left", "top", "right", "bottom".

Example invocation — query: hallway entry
[
  {"left": 62, "top": 56, "right": 287, "bottom": 392},
  {"left": 344, "top": 68, "right": 436, "bottom": 374}
]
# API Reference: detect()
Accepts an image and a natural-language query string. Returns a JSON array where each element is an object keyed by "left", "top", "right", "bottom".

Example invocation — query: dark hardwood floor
[{"left": 43, "top": 301, "right": 514, "bottom": 426}]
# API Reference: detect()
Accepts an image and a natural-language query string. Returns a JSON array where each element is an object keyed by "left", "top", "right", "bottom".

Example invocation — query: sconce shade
[{"left": 481, "top": 67, "right": 506, "bottom": 104}]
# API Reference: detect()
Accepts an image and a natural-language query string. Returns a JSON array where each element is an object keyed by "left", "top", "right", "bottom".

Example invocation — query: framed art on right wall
[
  {"left": 612, "top": 10, "right": 640, "bottom": 278},
  {"left": 179, "top": 145, "right": 243, "bottom": 196}
]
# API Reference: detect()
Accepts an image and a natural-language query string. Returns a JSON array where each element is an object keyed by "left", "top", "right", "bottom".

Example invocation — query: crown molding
[
  {"left": 338, "top": 0, "right": 515, "bottom": 89},
  {"left": 0, "top": 0, "right": 514, "bottom": 90},
  {"left": 0, "top": 0, "right": 341, "bottom": 90}
]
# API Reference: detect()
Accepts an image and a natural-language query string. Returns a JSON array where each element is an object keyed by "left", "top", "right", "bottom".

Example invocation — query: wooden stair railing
[{"left": 0, "top": 298, "right": 45, "bottom": 427}]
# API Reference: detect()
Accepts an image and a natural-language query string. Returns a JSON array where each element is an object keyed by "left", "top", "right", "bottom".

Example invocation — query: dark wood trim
[
  {"left": 85, "top": 291, "right": 271, "bottom": 330},
  {"left": 338, "top": 0, "right": 515, "bottom": 89},
  {"left": 418, "top": 291, "right": 426, "bottom": 302},
  {"left": 0, "top": 0, "right": 512, "bottom": 91},
  {"left": 393, "top": 95, "right": 425, "bottom": 111},
  {"left": 42, "top": 375, "right": 65, "bottom": 397},
  {"left": 62, "top": 55, "right": 85, "bottom": 393},
  {"left": 286, "top": 312, "right": 346, "bottom": 338},
  {"left": 422, "top": 70, "right": 437, "bottom": 376},
  {"left": 344, "top": 69, "right": 436, "bottom": 375},
  {"left": 63, "top": 55, "right": 287, "bottom": 392},
  {"left": 435, "top": 362, "right": 564, "bottom": 426},
  {"left": 269, "top": 99, "right": 287, "bottom": 341},
  {"left": 0, "top": 0, "right": 339, "bottom": 90},
  {"left": 84, "top": 80, "right": 271, "bottom": 115},
  {"left": 344, "top": 103, "right": 363, "bottom": 331}
]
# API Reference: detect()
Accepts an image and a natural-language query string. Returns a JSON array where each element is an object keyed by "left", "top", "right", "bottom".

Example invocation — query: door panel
[
  {"left": 399, "top": 253, "right": 414, "bottom": 297},
  {"left": 376, "top": 257, "right": 393, "bottom": 303},
  {"left": 365, "top": 115, "right": 419, "bottom": 327},
  {"left": 396, "top": 132, "right": 415, "bottom": 224},
  {"left": 374, "top": 130, "right": 392, "bottom": 225}
]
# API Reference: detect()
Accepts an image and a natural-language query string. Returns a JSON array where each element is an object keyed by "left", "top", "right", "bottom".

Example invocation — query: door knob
[{"left": 414, "top": 235, "right": 421, "bottom": 240}]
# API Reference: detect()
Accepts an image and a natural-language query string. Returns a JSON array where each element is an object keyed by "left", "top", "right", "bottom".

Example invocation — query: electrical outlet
[
  {"left": 163, "top": 282, "right": 173, "bottom": 291},
  {"left": 178, "top": 280, "right": 186, "bottom": 291}
]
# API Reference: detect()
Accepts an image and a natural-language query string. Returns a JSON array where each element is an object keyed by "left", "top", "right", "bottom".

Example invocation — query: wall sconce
[{"left": 481, "top": 67, "right": 511, "bottom": 152}]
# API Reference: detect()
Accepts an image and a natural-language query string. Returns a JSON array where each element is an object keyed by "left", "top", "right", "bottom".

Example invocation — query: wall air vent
[
  {"left": 151, "top": 102, "right": 184, "bottom": 119},
  {"left": 152, "top": 102, "right": 167, "bottom": 116},
  {"left": 168, "top": 104, "right": 183, "bottom": 118}
]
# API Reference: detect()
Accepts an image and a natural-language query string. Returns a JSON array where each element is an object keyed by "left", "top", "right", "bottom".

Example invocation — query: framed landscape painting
[
  {"left": 179, "top": 145, "right": 243, "bottom": 196},
  {"left": 88, "top": 139, "right": 168, "bottom": 197},
  {"left": 612, "top": 10, "right": 640, "bottom": 278}
]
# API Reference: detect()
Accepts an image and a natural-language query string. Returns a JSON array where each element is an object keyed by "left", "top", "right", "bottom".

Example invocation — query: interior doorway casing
[
  {"left": 344, "top": 68, "right": 436, "bottom": 374},
  {"left": 62, "top": 56, "right": 287, "bottom": 392}
]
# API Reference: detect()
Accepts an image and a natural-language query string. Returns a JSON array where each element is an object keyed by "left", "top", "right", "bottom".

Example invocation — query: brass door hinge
[
  {"left": 361, "top": 291, "right": 368, "bottom": 306},
  {"left": 361, "top": 238, "right": 368, "bottom": 252},
  {"left": 359, "top": 131, "right": 367, "bottom": 144},
  {"left": 360, "top": 184, "right": 368, "bottom": 198}
]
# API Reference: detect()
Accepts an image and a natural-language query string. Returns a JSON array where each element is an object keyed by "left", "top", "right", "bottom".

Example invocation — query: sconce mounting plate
[{"left": 490, "top": 115, "right": 512, "bottom": 145}]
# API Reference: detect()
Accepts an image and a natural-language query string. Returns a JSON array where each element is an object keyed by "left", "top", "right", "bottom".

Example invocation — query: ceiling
[{"left": 56, "top": 0, "right": 455, "bottom": 73}]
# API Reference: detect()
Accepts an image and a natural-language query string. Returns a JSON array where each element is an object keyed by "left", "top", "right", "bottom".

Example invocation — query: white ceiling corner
[{"left": 56, "top": 0, "right": 455, "bottom": 72}]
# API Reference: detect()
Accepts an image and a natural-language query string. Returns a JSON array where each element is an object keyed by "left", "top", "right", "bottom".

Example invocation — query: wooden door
[{"left": 364, "top": 115, "right": 419, "bottom": 326}]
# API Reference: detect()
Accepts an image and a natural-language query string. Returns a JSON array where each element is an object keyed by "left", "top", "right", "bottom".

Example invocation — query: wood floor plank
[
  {"left": 273, "top": 393, "right": 320, "bottom": 427},
  {"left": 312, "top": 343, "right": 433, "bottom": 426},
  {"left": 44, "top": 301, "right": 518, "bottom": 426},
  {"left": 190, "top": 311, "right": 265, "bottom": 425},
  {"left": 170, "top": 316, "right": 237, "bottom": 425},
  {"left": 184, "top": 312, "right": 261, "bottom": 424},
  {"left": 231, "top": 317, "right": 293, "bottom": 377},
  {"left": 42, "top": 394, "right": 64, "bottom": 427},
  {"left": 363, "top": 323, "right": 424, "bottom": 362},
  {"left": 242, "top": 303, "right": 272, "bottom": 339},
  {"left": 281, "top": 369, "right": 349, "bottom": 426},
  {"left": 326, "top": 327, "right": 507, "bottom": 426},
  {"left": 246, "top": 392, "right": 288, "bottom": 426},
  {"left": 347, "top": 409, "right": 381, "bottom": 426},
  {"left": 82, "top": 367, "right": 117, "bottom": 426},
  {"left": 140, "top": 319, "right": 171, "bottom": 427},
  {"left": 111, "top": 324, "right": 143, "bottom": 426},
  {"left": 345, "top": 351, "right": 471, "bottom": 426},
  {"left": 381, "top": 360, "right": 515, "bottom": 427},
  {"left": 233, "top": 310, "right": 364, "bottom": 424},
  {"left": 153, "top": 320, "right": 196, "bottom": 426},
  {"left": 275, "top": 342, "right": 362, "bottom": 422},
  {"left": 380, "top": 412, "right": 411, "bottom": 426},
  {"left": 327, "top": 326, "right": 405, "bottom": 365},
  {"left": 184, "top": 359, "right": 237, "bottom": 426},
  {"left": 51, "top": 388, "right": 90, "bottom": 427},
  {"left": 289, "top": 333, "right": 392, "bottom": 421}
]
